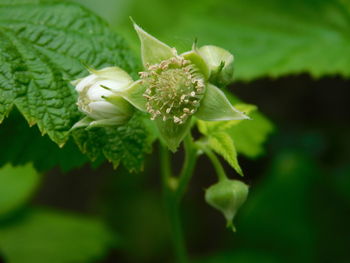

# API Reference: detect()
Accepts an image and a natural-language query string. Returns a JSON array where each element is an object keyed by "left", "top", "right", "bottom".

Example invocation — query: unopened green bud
[
  {"left": 205, "top": 179, "right": 248, "bottom": 231},
  {"left": 198, "top": 45, "right": 234, "bottom": 86}
]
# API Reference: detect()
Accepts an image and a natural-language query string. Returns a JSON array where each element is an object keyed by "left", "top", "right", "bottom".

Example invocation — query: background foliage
[{"left": 0, "top": 0, "right": 349, "bottom": 262}]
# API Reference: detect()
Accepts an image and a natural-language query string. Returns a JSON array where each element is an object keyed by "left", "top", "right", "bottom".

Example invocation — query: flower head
[
  {"left": 123, "top": 21, "right": 249, "bottom": 151},
  {"left": 140, "top": 55, "right": 205, "bottom": 124}
]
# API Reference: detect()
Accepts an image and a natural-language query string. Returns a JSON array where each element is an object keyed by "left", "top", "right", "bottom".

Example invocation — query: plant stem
[
  {"left": 167, "top": 196, "right": 188, "bottom": 263},
  {"left": 175, "top": 135, "right": 198, "bottom": 202},
  {"left": 196, "top": 141, "right": 227, "bottom": 181},
  {"left": 160, "top": 135, "right": 198, "bottom": 263}
]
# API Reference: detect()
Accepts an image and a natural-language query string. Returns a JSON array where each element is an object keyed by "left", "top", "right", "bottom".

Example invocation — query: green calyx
[{"left": 205, "top": 179, "right": 249, "bottom": 231}]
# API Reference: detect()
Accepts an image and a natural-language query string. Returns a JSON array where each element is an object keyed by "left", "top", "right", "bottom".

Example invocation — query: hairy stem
[{"left": 160, "top": 134, "right": 198, "bottom": 263}]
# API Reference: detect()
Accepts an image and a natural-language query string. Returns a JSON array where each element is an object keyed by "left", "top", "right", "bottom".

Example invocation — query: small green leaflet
[
  {"left": 207, "top": 132, "right": 243, "bottom": 176},
  {"left": 198, "top": 95, "right": 274, "bottom": 175}
]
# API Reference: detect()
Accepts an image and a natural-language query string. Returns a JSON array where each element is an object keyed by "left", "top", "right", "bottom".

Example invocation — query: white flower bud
[{"left": 72, "top": 67, "right": 134, "bottom": 128}]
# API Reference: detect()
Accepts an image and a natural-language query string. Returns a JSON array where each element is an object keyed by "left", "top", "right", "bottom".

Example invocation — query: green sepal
[
  {"left": 118, "top": 80, "right": 147, "bottom": 112},
  {"left": 195, "top": 84, "right": 249, "bottom": 121},
  {"left": 181, "top": 50, "right": 210, "bottom": 79},
  {"left": 132, "top": 19, "right": 176, "bottom": 67},
  {"left": 198, "top": 45, "right": 234, "bottom": 86},
  {"left": 155, "top": 118, "right": 192, "bottom": 152},
  {"left": 86, "top": 116, "right": 130, "bottom": 129},
  {"left": 70, "top": 117, "right": 93, "bottom": 130},
  {"left": 102, "top": 95, "right": 133, "bottom": 116},
  {"left": 70, "top": 115, "right": 129, "bottom": 131}
]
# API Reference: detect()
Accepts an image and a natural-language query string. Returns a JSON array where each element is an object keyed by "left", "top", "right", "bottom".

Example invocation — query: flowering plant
[{"left": 69, "top": 21, "right": 253, "bottom": 262}]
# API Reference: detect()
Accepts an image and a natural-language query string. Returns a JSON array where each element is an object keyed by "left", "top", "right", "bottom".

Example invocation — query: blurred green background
[{"left": 1, "top": 0, "right": 350, "bottom": 262}]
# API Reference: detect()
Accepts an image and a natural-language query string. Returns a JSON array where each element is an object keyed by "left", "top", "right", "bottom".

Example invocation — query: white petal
[
  {"left": 89, "top": 101, "right": 119, "bottom": 113},
  {"left": 75, "top": 74, "right": 97, "bottom": 92},
  {"left": 94, "top": 67, "right": 133, "bottom": 89},
  {"left": 97, "top": 79, "right": 130, "bottom": 93},
  {"left": 87, "top": 101, "right": 119, "bottom": 119},
  {"left": 87, "top": 84, "right": 113, "bottom": 101}
]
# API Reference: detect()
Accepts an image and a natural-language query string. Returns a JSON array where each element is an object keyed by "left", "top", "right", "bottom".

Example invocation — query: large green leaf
[
  {"left": 0, "top": 1, "right": 156, "bottom": 171},
  {"left": 0, "top": 208, "right": 115, "bottom": 263},
  {"left": 100, "top": 0, "right": 350, "bottom": 80},
  {"left": 173, "top": 0, "right": 350, "bottom": 80},
  {"left": 0, "top": 164, "right": 40, "bottom": 217},
  {"left": 0, "top": 0, "right": 137, "bottom": 145}
]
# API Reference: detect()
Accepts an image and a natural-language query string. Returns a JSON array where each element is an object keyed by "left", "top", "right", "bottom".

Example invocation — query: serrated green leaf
[
  {"left": 0, "top": 208, "right": 116, "bottom": 263},
  {"left": 0, "top": 29, "right": 21, "bottom": 123},
  {"left": 0, "top": 0, "right": 137, "bottom": 145},
  {"left": 198, "top": 94, "right": 274, "bottom": 159},
  {"left": 226, "top": 110, "right": 275, "bottom": 158},
  {"left": 208, "top": 132, "right": 242, "bottom": 176},
  {"left": 73, "top": 113, "right": 154, "bottom": 172},
  {"left": 225, "top": 94, "right": 275, "bottom": 158},
  {"left": 0, "top": 164, "right": 40, "bottom": 217}
]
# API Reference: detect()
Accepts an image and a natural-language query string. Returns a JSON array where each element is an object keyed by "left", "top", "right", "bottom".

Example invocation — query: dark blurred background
[{"left": 0, "top": 0, "right": 349, "bottom": 262}]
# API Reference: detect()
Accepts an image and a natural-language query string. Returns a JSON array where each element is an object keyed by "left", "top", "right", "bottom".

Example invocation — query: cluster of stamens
[{"left": 140, "top": 56, "right": 205, "bottom": 124}]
